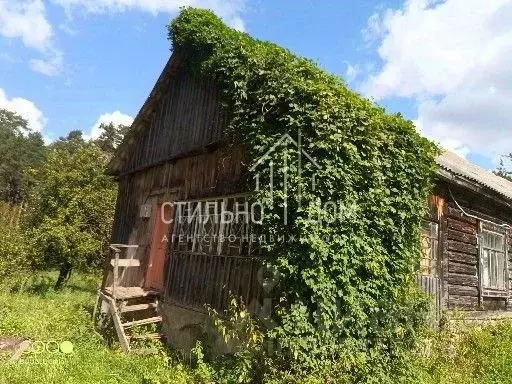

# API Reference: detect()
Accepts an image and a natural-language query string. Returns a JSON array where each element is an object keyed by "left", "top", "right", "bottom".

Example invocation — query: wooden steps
[
  {"left": 94, "top": 244, "right": 165, "bottom": 354},
  {"left": 120, "top": 303, "right": 157, "bottom": 313},
  {"left": 103, "top": 286, "right": 159, "bottom": 300},
  {"left": 122, "top": 316, "right": 162, "bottom": 328},
  {"left": 110, "top": 259, "right": 140, "bottom": 267},
  {"left": 128, "top": 333, "right": 164, "bottom": 341},
  {"left": 95, "top": 291, "right": 164, "bottom": 353}
]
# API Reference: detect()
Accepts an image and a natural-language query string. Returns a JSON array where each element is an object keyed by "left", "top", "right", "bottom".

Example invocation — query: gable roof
[
  {"left": 107, "top": 53, "right": 183, "bottom": 175},
  {"left": 436, "top": 150, "right": 512, "bottom": 202},
  {"left": 108, "top": 52, "right": 512, "bottom": 208}
]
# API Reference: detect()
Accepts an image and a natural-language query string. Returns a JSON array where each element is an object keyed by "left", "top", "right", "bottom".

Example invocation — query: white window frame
[{"left": 479, "top": 222, "right": 508, "bottom": 298}]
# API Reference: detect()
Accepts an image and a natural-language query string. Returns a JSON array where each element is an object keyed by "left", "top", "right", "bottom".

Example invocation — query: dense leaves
[
  {"left": 0, "top": 116, "right": 125, "bottom": 287},
  {"left": 93, "top": 122, "right": 131, "bottom": 156},
  {"left": 0, "top": 203, "right": 34, "bottom": 280},
  {"left": 169, "top": 8, "right": 438, "bottom": 380},
  {"left": 0, "top": 109, "right": 45, "bottom": 203},
  {"left": 27, "top": 141, "right": 117, "bottom": 288}
]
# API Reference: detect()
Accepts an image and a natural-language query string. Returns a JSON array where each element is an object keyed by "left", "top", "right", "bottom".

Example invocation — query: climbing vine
[{"left": 169, "top": 8, "right": 438, "bottom": 381}]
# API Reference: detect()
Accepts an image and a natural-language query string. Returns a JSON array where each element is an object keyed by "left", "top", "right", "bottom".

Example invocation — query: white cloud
[
  {"left": 229, "top": 16, "right": 245, "bottom": 32},
  {"left": 361, "top": 0, "right": 512, "bottom": 162},
  {"left": 0, "top": 88, "right": 47, "bottom": 133},
  {"left": 345, "top": 63, "right": 360, "bottom": 83},
  {"left": 0, "top": 0, "right": 63, "bottom": 76},
  {"left": 52, "top": 0, "right": 245, "bottom": 29},
  {"left": 0, "top": 0, "right": 52, "bottom": 51},
  {"left": 30, "top": 49, "right": 64, "bottom": 76},
  {"left": 87, "top": 111, "right": 134, "bottom": 140},
  {"left": 0, "top": 0, "right": 244, "bottom": 76}
]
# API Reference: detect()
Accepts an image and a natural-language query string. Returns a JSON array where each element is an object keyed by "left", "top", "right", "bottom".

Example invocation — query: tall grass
[
  {"left": 0, "top": 272, "right": 194, "bottom": 384},
  {"left": 413, "top": 317, "right": 512, "bottom": 384}
]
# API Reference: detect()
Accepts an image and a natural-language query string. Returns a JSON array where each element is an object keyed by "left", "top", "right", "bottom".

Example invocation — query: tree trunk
[{"left": 55, "top": 261, "right": 72, "bottom": 290}]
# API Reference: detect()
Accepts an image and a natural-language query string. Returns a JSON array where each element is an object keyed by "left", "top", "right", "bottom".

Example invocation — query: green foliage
[
  {"left": 495, "top": 156, "right": 512, "bottom": 181},
  {"left": 93, "top": 122, "right": 131, "bottom": 156},
  {"left": 207, "top": 298, "right": 267, "bottom": 383},
  {"left": 0, "top": 202, "right": 35, "bottom": 281},
  {"left": 169, "top": 8, "right": 438, "bottom": 380},
  {"left": 0, "top": 108, "right": 45, "bottom": 203},
  {"left": 0, "top": 227, "right": 34, "bottom": 281},
  {"left": 28, "top": 141, "right": 117, "bottom": 280},
  {"left": 51, "top": 130, "right": 87, "bottom": 153}
]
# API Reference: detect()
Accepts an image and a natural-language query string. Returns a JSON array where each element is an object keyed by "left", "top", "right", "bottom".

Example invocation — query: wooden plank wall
[
  {"left": 121, "top": 66, "right": 228, "bottom": 174},
  {"left": 417, "top": 274, "right": 441, "bottom": 322},
  {"left": 165, "top": 253, "right": 262, "bottom": 314},
  {"left": 110, "top": 147, "right": 246, "bottom": 287}
]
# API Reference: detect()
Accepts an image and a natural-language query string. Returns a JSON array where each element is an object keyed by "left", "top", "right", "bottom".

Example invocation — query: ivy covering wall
[{"left": 169, "top": 8, "right": 438, "bottom": 380}]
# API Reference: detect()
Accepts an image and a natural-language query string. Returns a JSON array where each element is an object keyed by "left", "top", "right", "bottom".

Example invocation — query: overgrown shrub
[
  {"left": 0, "top": 204, "right": 34, "bottom": 281},
  {"left": 169, "top": 8, "right": 438, "bottom": 381},
  {"left": 0, "top": 226, "right": 34, "bottom": 281}
]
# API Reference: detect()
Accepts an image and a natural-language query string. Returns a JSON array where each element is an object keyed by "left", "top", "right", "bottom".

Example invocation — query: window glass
[{"left": 481, "top": 229, "right": 507, "bottom": 291}]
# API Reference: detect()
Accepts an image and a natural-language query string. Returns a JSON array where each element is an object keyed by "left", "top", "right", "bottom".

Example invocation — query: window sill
[{"left": 482, "top": 289, "right": 508, "bottom": 298}]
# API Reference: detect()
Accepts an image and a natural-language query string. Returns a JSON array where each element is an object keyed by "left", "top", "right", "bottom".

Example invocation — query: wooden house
[
  {"left": 422, "top": 151, "right": 512, "bottom": 317},
  {"left": 101, "top": 51, "right": 512, "bottom": 352}
]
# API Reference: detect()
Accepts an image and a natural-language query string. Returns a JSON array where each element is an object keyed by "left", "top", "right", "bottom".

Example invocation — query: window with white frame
[{"left": 480, "top": 224, "right": 508, "bottom": 293}]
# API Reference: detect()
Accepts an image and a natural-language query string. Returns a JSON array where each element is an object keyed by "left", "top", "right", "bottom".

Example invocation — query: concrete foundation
[{"left": 159, "top": 302, "right": 233, "bottom": 356}]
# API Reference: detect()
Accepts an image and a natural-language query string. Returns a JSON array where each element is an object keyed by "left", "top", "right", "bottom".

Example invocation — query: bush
[
  {"left": 27, "top": 143, "right": 117, "bottom": 288},
  {"left": 0, "top": 204, "right": 35, "bottom": 282}
]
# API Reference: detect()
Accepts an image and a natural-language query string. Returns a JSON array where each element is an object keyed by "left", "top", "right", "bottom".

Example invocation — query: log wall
[{"left": 437, "top": 183, "right": 512, "bottom": 311}]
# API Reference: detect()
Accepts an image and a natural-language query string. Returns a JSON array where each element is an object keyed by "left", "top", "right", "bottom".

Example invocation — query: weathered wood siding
[
  {"left": 444, "top": 203, "right": 480, "bottom": 309},
  {"left": 120, "top": 66, "right": 228, "bottom": 175},
  {"left": 438, "top": 184, "right": 512, "bottom": 311},
  {"left": 110, "top": 147, "right": 246, "bottom": 286}
]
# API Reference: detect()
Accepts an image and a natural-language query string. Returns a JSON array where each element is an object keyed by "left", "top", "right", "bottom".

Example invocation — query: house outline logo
[{"left": 249, "top": 133, "right": 321, "bottom": 224}]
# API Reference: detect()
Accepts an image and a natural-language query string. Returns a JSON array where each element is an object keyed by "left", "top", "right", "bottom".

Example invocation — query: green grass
[
  {"left": 0, "top": 272, "right": 195, "bottom": 384},
  {"left": 3, "top": 272, "right": 512, "bottom": 384},
  {"left": 412, "top": 319, "right": 512, "bottom": 384}
]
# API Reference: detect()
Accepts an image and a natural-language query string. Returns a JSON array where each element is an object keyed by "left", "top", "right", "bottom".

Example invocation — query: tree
[
  {"left": 495, "top": 156, "right": 512, "bottom": 181},
  {"left": 0, "top": 109, "right": 45, "bottom": 203},
  {"left": 93, "top": 122, "right": 130, "bottom": 156},
  {"left": 28, "top": 140, "right": 117, "bottom": 289},
  {"left": 51, "top": 130, "right": 86, "bottom": 153}
]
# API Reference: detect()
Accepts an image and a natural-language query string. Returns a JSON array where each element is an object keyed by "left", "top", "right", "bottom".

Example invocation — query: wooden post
[{"left": 113, "top": 249, "right": 120, "bottom": 298}]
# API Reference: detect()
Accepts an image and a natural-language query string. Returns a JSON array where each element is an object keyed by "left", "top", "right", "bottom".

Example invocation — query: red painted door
[{"left": 145, "top": 203, "right": 173, "bottom": 291}]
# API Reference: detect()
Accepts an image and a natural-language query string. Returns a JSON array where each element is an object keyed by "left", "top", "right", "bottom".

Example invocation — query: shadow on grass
[{"left": 6, "top": 271, "right": 100, "bottom": 298}]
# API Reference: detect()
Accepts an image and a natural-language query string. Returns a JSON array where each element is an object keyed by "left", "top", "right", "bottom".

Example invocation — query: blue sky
[{"left": 1, "top": 0, "right": 511, "bottom": 170}]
